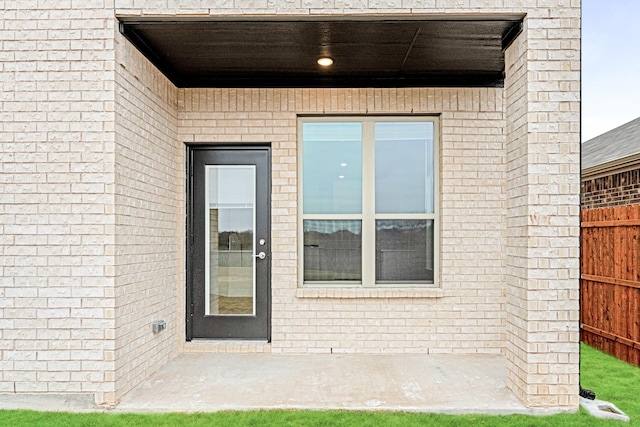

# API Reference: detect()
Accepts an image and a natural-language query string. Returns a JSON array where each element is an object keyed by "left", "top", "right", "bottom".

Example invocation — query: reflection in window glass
[
  {"left": 206, "top": 166, "right": 255, "bottom": 315},
  {"left": 302, "top": 122, "right": 362, "bottom": 214},
  {"left": 375, "top": 122, "right": 434, "bottom": 214},
  {"left": 375, "top": 220, "right": 434, "bottom": 283},
  {"left": 303, "top": 220, "right": 362, "bottom": 282}
]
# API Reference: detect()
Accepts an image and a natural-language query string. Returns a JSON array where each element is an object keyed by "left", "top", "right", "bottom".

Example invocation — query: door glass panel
[
  {"left": 375, "top": 122, "right": 434, "bottom": 213},
  {"left": 205, "top": 165, "right": 255, "bottom": 316}
]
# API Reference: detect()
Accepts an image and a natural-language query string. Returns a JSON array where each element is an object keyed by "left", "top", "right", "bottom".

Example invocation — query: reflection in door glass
[{"left": 205, "top": 166, "right": 255, "bottom": 316}]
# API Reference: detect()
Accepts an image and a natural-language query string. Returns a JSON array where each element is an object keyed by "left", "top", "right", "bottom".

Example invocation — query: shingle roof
[{"left": 582, "top": 117, "right": 640, "bottom": 170}]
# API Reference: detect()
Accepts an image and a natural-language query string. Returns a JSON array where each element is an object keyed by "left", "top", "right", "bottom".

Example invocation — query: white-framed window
[{"left": 298, "top": 116, "right": 439, "bottom": 287}]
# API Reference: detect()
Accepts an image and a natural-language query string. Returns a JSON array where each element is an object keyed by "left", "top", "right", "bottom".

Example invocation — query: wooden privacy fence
[{"left": 581, "top": 205, "right": 640, "bottom": 367}]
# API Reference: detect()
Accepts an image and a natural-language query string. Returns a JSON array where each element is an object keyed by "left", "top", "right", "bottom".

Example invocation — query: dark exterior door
[{"left": 187, "top": 146, "right": 270, "bottom": 340}]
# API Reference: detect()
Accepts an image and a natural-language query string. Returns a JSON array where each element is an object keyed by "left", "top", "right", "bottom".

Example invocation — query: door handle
[{"left": 255, "top": 252, "right": 267, "bottom": 260}]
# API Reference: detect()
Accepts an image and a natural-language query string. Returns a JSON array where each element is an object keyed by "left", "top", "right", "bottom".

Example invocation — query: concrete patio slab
[{"left": 114, "top": 353, "right": 532, "bottom": 414}]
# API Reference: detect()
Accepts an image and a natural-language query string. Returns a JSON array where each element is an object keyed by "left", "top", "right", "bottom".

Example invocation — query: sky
[{"left": 582, "top": 0, "right": 640, "bottom": 142}]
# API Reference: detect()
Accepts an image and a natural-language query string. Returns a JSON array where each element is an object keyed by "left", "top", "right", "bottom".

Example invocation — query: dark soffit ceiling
[{"left": 118, "top": 18, "right": 523, "bottom": 88}]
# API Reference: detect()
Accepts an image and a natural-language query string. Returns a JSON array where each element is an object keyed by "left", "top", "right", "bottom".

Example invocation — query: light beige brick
[{"left": 1, "top": 0, "right": 579, "bottom": 411}]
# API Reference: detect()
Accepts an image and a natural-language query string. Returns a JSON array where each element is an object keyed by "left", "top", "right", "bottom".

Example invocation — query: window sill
[{"left": 296, "top": 287, "right": 444, "bottom": 299}]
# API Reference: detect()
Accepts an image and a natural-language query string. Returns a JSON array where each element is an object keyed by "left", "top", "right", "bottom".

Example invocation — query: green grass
[
  {"left": 0, "top": 410, "right": 600, "bottom": 427},
  {"left": 1, "top": 344, "right": 638, "bottom": 426},
  {"left": 580, "top": 342, "right": 640, "bottom": 424}
]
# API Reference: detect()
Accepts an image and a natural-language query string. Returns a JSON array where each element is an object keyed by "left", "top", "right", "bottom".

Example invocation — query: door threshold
[{"left": 183, "top": 340, "right": 271, "bottom": 354}]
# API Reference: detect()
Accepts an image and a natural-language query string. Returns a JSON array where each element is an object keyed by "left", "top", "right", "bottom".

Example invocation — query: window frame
[{"left": 297, "top": 116, "right": 440, "bottom": 288}]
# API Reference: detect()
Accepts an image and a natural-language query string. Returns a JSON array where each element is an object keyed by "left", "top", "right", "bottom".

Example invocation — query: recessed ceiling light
[
  {"left": 317, "top": 57, "right": 334, "bottom": 67},
  {"left": 338, "top": 175, "right": 345, "bottom": 179},
  {"left": 340, "top": 163, "right": 348, "bottom": 167}
]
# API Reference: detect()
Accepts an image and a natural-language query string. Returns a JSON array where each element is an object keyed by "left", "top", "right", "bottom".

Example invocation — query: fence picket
[{"left": 581, "top": 205, "right": 640, "bottom": 367}]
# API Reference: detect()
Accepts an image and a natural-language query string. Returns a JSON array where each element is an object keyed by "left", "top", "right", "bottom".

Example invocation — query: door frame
[{"left": 186, "top": 144, "right": 271, "bottom": 341}]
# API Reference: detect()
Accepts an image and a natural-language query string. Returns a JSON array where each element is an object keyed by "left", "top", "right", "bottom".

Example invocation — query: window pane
[
  {"left": 303, "top": 220, "right": 362, "bottom": 282},
  {"left": 376, "top": 220, "right": 434, "bottom": 283},
  {"left": 375, "top": 122, "right": 434, "bottom": 213},
  {"left": 303, "top": 122, "right": 362, "bottom": 214}
]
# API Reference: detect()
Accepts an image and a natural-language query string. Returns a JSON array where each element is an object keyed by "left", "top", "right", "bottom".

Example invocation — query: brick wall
[
  {"left": 504, "top": 19, "right": 532, "bottom": 408},
  {"left": 0, "top": 0, "right": 581, "bottom": 410},
  {"left": 581, "top": 168, "right": 640, "bottom": 210},
  {"left": 178, "top": 87, "right": 508, "bottom": 355},
  {"left": 112, "top": 28, "right": 181, "bottom": 402},
  {"left": 0, "top": 3, "right": 117, "bottom": 399},
  {"left": 504, "top": 12, "right": 581, "bottom": 409}
]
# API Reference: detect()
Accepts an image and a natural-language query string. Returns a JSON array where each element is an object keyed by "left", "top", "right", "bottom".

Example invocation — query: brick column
[
  {"left": 0, "top": 3, "right": 117, "bottom": 403},
  {"left": 504, "top": 13, "right": 581, "bottom": 409}
]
